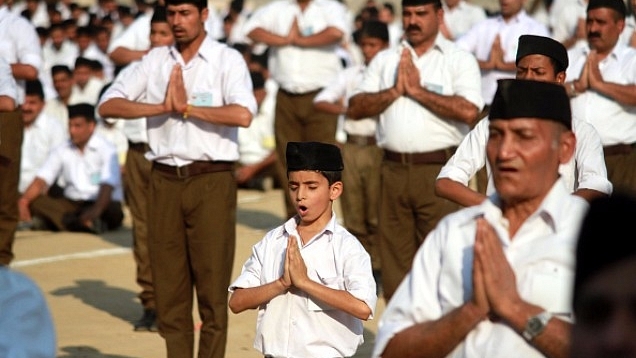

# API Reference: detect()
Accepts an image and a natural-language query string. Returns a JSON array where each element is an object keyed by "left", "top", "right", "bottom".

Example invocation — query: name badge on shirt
[
  {"left": 301, "top": 26, "right": 313, "bottom": 36},
  {"left": 191, "top": 92, "right": 213, "bottom": 107},
  {"left": 90, "top": 172, "right": 101, "bottom": 185},
  {"left": 424, "top": 82, "right": 443, "bottom": 95}
]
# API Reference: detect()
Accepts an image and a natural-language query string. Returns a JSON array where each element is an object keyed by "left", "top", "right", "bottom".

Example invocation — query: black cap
[
  {"left": 151, "top": 5, "right": 167, "bottom": 23},
  {"left": 67, "top": 103, "right": 96, "bottom": 122},
  {"left": 165, "top": 0, "right": 206, "bottom": 11},
  {"left": 286, "top": 142, "right": 344, "bottom": 172},
  {"left": 250, "top": 71, "right": 265, "bottom": 90},
  {"left": 402, "top": 0, "right": 442, "bottom": 8},
  {"left": 573, "top": 192, "right": 636, "bottom": 306},
  {"left": 587, "top": 0, "right": 626, "bottom": 18},
  {"left": 489, "top": 79, "right": 572, "bottom": 129},
  {"left": 516, "top": 35, "right": 569, "bottom": 73}
]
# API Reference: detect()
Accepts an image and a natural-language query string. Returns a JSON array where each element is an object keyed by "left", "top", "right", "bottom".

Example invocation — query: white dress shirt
[
  {"left": 567, "top": 43, "right": 636, "bottom": 145},
  {"left": 0, "top": 5, "right": 42, "bottom": 105},
  {"left": 99, "top": 37, "right": 257, "bottom": 166},
  {"left": 243, "top": 0, "right": 350, "bottom": 93},
  {"left": 238, "top": 79, "right": 277, "bottom": 165},
  {"left": 314, "top": 64, "right": 377, "bottom": 137},
  {"left": 355, "top": 34, "right": 484, "bottom": 152},
  {"left": 36, "top": 133, "right": 123, "bottom": 202},
  {"left": 443, "top": 0, "right": 487, "bottom": 40},
  {"left": 455, "top": 10, "right": 550, "bottom": 104},
  {"left": 437, "top": 116, "right": 613, "bottom": 195},
  {"left": 0, "top": 57, "right": 17, "bottom": 103},
  {"left": 229, "top": 214, "right": 377, "bottom": 358},
  {"left": 372, "top": 180, "right": 589, "bottom": 358},
  {"left": 20, "top": 112, "right": 67, "bottom": 192},
  {"left": 69, "top": 77, "right": 107, "bottom": 106}
]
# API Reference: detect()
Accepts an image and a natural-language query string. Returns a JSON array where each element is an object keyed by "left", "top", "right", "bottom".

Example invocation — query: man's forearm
[
  {"left": 98, "top": 98, "right": 166, "bottom": 119},
  {"left": 382, "top": 302, "right": 486, "bottom": 358},
  {"left": 409, "top": 90, "right": 479, "bottom": 125},
  {"left": 347, "top": 89, "right": 399, "bottom": 119}
]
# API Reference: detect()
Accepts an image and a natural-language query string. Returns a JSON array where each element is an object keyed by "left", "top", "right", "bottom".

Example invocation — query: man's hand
[
  {"left": 79, "top": 205, "right": 101, "bottom": 228},
  {"left": 474, "top": 218, "right": 522, "bottom": 321},
  {"left": 286, "top": 17, "right": 301, "bottom": 46},
  {"left": 586, "top": 50, "right": 604, "bottom": 90},
  {"left": 170, "top": 65, "right": 188, "bottom": 114},
  {"left": 287, "top": 235, "right": 310, "bottom": 288},
  {"left": 490, "top": 35, "right": 505, "bottom": 69},
  {"left": 18, "top": 198, "right": 32, "bottom": 222},
  {"left": 472, "top": 240, "right": 490, "bottom": 317},
  {"left": 402, "top": 49, "right": 423, "bottom": 97}
]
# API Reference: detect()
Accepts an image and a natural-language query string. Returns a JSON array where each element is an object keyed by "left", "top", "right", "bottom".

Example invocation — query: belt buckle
[
  {"left": 401, "top": 152, "right": 410, "bottom": 165},
  {"left": 354, "top": 136, "right": 366, "bottom": 146},
  {"left": 176, "top": 165, "right": 189, "bottom": 179}
]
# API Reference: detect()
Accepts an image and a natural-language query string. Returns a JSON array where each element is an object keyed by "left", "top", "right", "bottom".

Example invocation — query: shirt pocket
[
  {"left": 306, "top": 275, "right": 345, "bottom": 312},
  {"left": 529, "top": 262, "right": 574, "bottom": 318}
]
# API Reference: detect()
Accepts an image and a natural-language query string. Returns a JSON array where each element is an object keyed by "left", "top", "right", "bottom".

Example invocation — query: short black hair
[
  {"left": 165, "top": 0, "right": 206, "bottom": 12},
  {"left": 51, "top": 65, "right": 73, "bottom": 77},
  {"left": 25, "top": 79, "right": 45, "bottom": 100}
]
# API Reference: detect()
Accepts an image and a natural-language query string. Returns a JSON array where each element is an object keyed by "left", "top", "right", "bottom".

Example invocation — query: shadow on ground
[
  {"left": 236, "top": 208, "right": 283, "bottom": 231},
  {"left": 97, "top": 226, "right": 133, "bottom": 248},
  {"left": 57, "top": 345, "right": 137, "bottom": 358},
  {"left": 51, "top": 279, "right": 139, "bottom": 324}
]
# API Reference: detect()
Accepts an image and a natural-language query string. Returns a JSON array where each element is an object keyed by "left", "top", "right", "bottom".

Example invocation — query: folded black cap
[
  {"left": 587, "top": 0, "right": 626, "bottom": 18},
  {"left": 286, "top": 142, "right": 343, "bottom": 172},
  {"left": 489, "top": 79, "right": 571, "bottom": 129},
  {"left": 516, "top": 35, "right": 569, "bottom": 73}
]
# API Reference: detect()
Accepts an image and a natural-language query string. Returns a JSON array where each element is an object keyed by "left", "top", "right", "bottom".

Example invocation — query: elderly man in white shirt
[
  {"left": 565, "top": 0, "right": 636, "bottom": 196},
  {"left": 455, "top": 0, "right": 550, "bottom": 109},
  {"left": 374, "top": 79, "right": 587, "bottom": 358},
  {"left": 436, "top": 35, "right": 612, "bottom": 207}
]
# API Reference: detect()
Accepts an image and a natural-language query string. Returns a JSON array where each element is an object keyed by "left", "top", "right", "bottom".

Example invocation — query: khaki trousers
[
  {"left": 273, "top": 89, "right": 338, "bottom": 218},
  {"left": 148, "top": 168, "right": 236, "bottom": 358},
  {"left": 378, "top": 161, "right": 460, "bottom": 301},
  {"left": 340, "top": 143, "right": 383, "bottom": 270},
  {"left": 605, "top": 148, "right": 636, "bottom": 196},
  {"left": 0, "top": 109, "right": 23, "bottom": 265},
  {"left": 123, "top": 144, "right": 154, "bottom": 310}
]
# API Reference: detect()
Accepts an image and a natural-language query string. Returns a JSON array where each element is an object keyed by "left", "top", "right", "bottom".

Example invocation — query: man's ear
[
  {"left": 558, "top": 129, "right": 577, "bottom": 165},
  {"left": 329, "top": 181, "right": 343, "bottom": 201}
]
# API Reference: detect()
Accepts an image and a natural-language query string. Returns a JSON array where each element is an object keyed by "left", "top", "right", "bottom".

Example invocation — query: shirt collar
[
  {"left": 168, "top": 34, "right": 218, "bottom": 64},
  {"left": 400, "top": 32, "right": 450, "bottom": 56},
  {"left": 497, "top": 9, "right": 527, "bottom": 24},
  {"left": 460, "top": 178, "right": 579, "bottom": 234},
  {"left": 281, "top": 212, "right": 338, "bottom": 244},
  {"left": 581, "top": 41, "right": 625, "bottom": 61}
]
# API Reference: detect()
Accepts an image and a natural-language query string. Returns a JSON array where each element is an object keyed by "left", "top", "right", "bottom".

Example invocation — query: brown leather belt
[
  {"left": 153, "top": 160, "right": 234, "bottom": 179},
  {"left": 278, "top": 88, "right": 322, "bottom": 97},
  {"left": 384, "top": 147, "right": 457, "bottom": 165},
  {"left": 603, "top": 142, "right": 636, "bottom": 156},
  {"left": 128, "top": 141, "right": 150, "bottom": 153},
  {"left": 347, "top": 134, "right": 376, "bottom": 146}
]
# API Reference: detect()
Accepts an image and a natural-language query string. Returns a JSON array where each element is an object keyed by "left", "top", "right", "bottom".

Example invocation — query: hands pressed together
[
  {"left": 471, "top": 218, "right": 523, "bottom": 323},
  {"left": 393, "top": 48, "right": 423, "bottom": 98},
  {"left": 573, "top": 51, "right": 604, "bottom": 94},
  {"left": 278, "top": 235, "right": 311, "bottom": 291},
  {"left": 163, "top": 64, "right": 189, "bottom": 115}
]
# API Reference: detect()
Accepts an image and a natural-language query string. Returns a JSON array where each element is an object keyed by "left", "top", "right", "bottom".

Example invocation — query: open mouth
[{"left": 297, "top": 205, "right": 308, "bottom": 216}]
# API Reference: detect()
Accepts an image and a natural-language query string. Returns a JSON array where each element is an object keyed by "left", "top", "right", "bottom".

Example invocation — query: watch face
[{"left": 529, "top": 317, "right": 543, "bottom": 332}]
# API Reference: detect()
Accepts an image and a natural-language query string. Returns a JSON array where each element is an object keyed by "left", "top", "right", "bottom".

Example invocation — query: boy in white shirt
[{"left": 229, "top": 141, "right": 377, "bottom": 358}]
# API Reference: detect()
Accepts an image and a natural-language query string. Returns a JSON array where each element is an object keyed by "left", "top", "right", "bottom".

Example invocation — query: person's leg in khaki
[
  {"left": 184, "top": 171, "right": 235, "bottom": 358},
  {"left": 0, "top": 109, "right": 23, "bottom": 265}
]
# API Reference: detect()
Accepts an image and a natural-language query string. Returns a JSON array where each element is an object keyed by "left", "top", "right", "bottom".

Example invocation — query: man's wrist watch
[{"left": 522, "top": 311, "right": 552, "bottom": 341}]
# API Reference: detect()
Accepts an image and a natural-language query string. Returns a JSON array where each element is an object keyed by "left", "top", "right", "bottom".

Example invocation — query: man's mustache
[
  {"left": 588, "top": 32, "right": 601, "bottom": 39},
  {"left": 406, "top": 25, "right": 421, "bottom": 31}
]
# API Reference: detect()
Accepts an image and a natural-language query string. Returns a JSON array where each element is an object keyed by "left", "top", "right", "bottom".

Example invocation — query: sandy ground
[{"left": 11, "top": 188, "right": 386, "bottom": 358}]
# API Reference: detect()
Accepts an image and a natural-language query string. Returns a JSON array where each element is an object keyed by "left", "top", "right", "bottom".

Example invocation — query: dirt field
[{"left": 11, "top": 188, "right": 386, "bottom": 358}]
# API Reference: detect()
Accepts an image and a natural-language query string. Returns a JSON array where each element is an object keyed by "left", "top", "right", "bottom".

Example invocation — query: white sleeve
[
  {"left": 572, "top": 120, "right": 613, "bottom": 194},
  {"left": 437, "top": 117, "right": 489, "bottom": 184}
]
